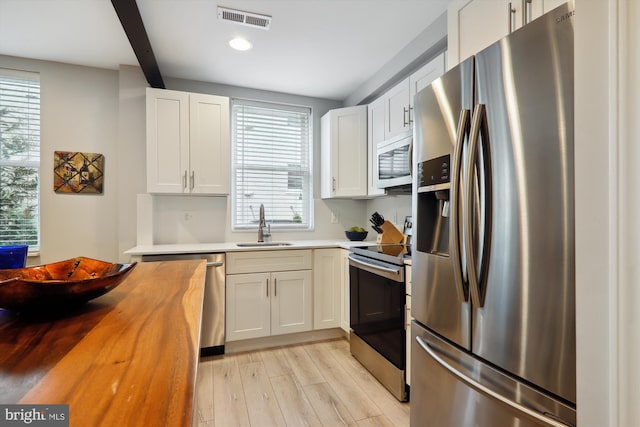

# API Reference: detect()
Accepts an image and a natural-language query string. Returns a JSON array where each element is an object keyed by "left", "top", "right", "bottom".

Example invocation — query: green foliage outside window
[{"left": 0, "top": 74, "right": 40, "bottom": 248}]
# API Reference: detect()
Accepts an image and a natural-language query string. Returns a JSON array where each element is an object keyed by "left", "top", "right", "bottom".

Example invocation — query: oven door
[
  {"left": 377, "top": 133, "right": 412, "bottom": 189},
  {"left": 349, "top": 253, "right": 406, "bottom": 369}
]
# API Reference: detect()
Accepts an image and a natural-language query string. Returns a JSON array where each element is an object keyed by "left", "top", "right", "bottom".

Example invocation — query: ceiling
[{"left": 0, "top": 0, "right": 450, "bottom": 101}]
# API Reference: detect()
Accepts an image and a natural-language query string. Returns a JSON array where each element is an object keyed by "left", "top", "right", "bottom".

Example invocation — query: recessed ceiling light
[{"left": 229, "top": 38, "right": 253, "bottom": 51}]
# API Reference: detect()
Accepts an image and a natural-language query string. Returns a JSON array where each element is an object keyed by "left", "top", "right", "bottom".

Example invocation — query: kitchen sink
[{"left": 236, "top": 242, "right": 293, "bottom": 247}]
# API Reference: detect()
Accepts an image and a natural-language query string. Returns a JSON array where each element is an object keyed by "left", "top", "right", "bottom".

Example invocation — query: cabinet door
[
  {"left": 367, "top": 97, "right": 386, "bottom": 196},
  {"left": 409, "top": 53, "right": 446, "bottom": 111},
  {"left": 448, "top": 0, "right": 520, "bottom": 67},
  {"left": 146, "top": 88, "right": 189, "bottom": 193},
  {"left": 340, "top": 249, "right": 351, "bottom": 332},
  {"left": 189, "top": 93, "right": 230, "bottom": 194},
  {"left": 321, "top": 106, "right": 367, "bottom": 198},
  {"left": 384, "top": 78, "right": 411, "bottom": 139},
  {"left": 226, "top": 273, "right": 271, "bottom": 341},
  {"left": 313, "top": 249, "right": 341, "bottom": 330},
  {"left": 271, "top": 270, "right": 313, "bottom": 335},
  {"left": 406, "top": 265, "right": 412, "bottom": 386},
  {"left": 542, "top": 0, "right": 566, "bottom": 13}
]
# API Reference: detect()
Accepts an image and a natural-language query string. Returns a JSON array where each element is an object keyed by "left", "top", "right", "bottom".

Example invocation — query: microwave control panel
[{"left": 418, "top": 154, "right": 450, "bottom": 187}]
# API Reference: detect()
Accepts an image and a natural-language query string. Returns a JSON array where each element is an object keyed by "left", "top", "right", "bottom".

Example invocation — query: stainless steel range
[{"left": 348, "top": 243, "right": 409, "bottom": 401}]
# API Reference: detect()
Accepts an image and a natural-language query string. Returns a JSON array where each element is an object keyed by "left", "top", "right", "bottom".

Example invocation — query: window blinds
[
  {"left": 232, "top": 100, "right": 312, "bottom": 229},
  {"left": 0, "top": 69, "right": 40, "bottom": 249}
]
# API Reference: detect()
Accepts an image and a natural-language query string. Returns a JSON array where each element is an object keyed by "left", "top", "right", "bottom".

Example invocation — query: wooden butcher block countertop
[{"left": 0, "top": 259, "right": 206, "bottom": 427}]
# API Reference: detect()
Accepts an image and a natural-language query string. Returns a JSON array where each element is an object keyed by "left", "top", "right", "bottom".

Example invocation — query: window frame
[
  {"left": 230, "top": 98, "right": 314, "bottom": 232},
  {"left": 0, "top": 67, "right": 41, "bottom": 252}
]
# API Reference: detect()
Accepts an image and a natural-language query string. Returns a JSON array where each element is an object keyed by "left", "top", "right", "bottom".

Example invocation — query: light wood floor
[{"left": 195, "top": 338, "right": 410, "bottom": 427}]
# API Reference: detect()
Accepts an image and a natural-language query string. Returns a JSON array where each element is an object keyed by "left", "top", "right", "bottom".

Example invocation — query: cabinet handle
[
  {"left": 403, "top": 107, "right": 409, "bottom": 127},
  {"left": 266, "top": 278, "right": 269, "bottom": 297},
  {"left": 508, "top": 2, "right": 516, "bottom": 33},
  {"left": 332, "top": 177, "right": 336, "bottom": 192},
  {"left": 183, "top": 171, "right": 188, "bottom": 189},
  {"left": 522, "top": 0, "right": 532, "bottom": 25},
  {"left": 274, "top": 278, "right": 277, "bottom": 296},
  {"left": 190, "top": 171, "right": 195, "bottom": 190}
]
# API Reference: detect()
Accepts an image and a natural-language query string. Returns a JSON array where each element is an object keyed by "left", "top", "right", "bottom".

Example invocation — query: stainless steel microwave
[{"left": 376, "top": 132, "right": 412, "bottom": 189}]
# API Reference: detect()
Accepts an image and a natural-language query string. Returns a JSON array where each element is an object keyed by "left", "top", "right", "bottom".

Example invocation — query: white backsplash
[
  {"left": 141, "top": 194, "right": 372, "bottom": 245},
  {"left": 365, "top": 194, "right": 412, "bottom": 231},
  {"left": 152, "top": 195, "right": 228, "bottom": 244}
]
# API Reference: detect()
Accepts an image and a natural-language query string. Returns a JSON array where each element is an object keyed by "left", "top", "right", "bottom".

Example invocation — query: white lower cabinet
[
  {"left": 340, "top": 249, "right": 351, "bottom": 333},
  {"left": 406, "top": 264, "right": 412, "bottom": 386},
  {"left": 226, "top": 250, "right": 313, "bottom": 341},
  {"left": 313, "top": 249, "right": 341, "bottom": 329}
]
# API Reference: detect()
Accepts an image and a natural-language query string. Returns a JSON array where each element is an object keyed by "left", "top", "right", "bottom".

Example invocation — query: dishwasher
[{"left": 142, "top": 252, "right": 225, "bottom": 356}]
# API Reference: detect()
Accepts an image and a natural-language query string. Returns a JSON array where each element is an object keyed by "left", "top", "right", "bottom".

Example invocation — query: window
[
  {"left": 0, "top": 69, "right": 40, "bottom": 250},
  {"left": 232, "top": 99, "right": 312, "bottom": 230}
]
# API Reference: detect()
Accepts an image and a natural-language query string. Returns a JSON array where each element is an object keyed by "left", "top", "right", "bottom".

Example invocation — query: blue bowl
[
  {"left": 345, "top": 231, "right": 368, "bottom": 241},
  {"left": 0, "top": 245, "right": 28, "bottom": 269}
]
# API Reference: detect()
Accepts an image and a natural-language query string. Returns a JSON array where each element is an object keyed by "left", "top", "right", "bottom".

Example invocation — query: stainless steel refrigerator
[{"left": 410, "top": 3, "right": 576, "bottom": 426}]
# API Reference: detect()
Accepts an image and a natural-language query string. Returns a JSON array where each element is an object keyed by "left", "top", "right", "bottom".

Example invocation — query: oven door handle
[{"left": 348, "top": 254, "right": 404, "bottom": 282}]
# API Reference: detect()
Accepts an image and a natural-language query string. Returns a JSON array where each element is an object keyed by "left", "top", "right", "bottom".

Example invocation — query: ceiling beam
[{"left": 111, "top": 0, "right": 165, "bottom": 89}]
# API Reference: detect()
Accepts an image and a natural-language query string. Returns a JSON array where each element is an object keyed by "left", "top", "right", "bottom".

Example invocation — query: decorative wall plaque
[{"left": 54, "top": 151, "right": 104, "bottom": 194}]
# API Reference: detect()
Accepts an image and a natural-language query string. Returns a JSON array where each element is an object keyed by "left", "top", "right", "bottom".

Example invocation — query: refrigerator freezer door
[
  {"left": 412, "top": 57, "right": 474, "bottom": 350},
  {"left": 472, "top": 3, "right": 575, "bottom": 403},
  {"left": 410, "top": 322, "right": 576, "bottom": 427}
]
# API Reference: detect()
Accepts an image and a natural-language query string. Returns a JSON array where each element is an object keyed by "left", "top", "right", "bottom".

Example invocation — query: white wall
[
  {"left": 575, "top": 0, "right": 640, "bottom": 425},
  {"left": 0, "top": 55, "right": 121, "bottom": 265},
  {"left": 117, "top": 65, "right": 147, "bottom": 260},
  {"left": 618, "top": 2, "right": 640, "bottom": 423}
]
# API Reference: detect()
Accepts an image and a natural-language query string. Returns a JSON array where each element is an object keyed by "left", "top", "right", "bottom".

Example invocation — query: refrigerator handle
[
  {"left": 450, "top": 109, "right": 470, "bottom": 303},
  {"left": 466, "top": 104, "right": 487, "bottom": 307},
  {"left": 415, "top": 336, "right": 574, "bottom": 427}
]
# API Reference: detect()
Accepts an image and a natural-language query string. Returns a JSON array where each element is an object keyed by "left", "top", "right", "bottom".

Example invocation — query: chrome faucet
[{"left": 257, "top": 204, "right": 271, "bottom": 242}]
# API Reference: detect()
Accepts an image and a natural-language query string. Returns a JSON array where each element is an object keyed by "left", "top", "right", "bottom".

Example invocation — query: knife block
[{"left": 377, "top": 220, "right": 405, "bottom": 244}]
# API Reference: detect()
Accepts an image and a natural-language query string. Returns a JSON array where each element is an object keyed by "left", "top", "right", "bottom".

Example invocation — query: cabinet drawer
[{"left": 227, "top": 250, "right": 312, "bottom": 274}]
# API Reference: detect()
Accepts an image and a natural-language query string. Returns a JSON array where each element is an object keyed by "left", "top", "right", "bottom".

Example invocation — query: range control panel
[{"left": 418, "top": 154, "right": 451, "bottom": 187}]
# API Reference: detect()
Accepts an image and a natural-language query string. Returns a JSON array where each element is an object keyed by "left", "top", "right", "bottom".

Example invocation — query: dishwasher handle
[{"left": 206, "top": 261, "right": 224, "bottom": 268}]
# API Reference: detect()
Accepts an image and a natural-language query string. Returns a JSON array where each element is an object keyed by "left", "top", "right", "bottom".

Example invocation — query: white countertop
[{"left": 123, "top": 239, "right": 370, "bottom": 256}]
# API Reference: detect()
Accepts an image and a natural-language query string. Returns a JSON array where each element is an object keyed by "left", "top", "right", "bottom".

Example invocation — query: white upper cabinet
[
  {"left": 371, "top": 53, "right": 446, "bottom": 141},
  {"left": 448, "top": 0, "right": 567, "bottom": 68},
  {"left": 367, "top": 97, "right": 387, "bottom": 196},
  {"left": 383, "top": 77, "right": 412, "bottom": 140},
  {"left": 321, "top": 105, "right": 368, "bottom": 199},
  {"left": 374, "top": 53, "right": 445, "bottom": 140},
  {"left": 146, "top": 88, "right": 230, "bottom": 195},
  {"left": 366, "top": 53, "right": 445, "bottom": 194},
  {"left": 409, "top": 53, "right": 447, "bottom": 110},
  {"left": 541, "top": 0, "right": 568, "bottom": 13}
]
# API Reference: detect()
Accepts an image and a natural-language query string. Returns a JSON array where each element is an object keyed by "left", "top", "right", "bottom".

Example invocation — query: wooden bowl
[{"left": 0, "top": 257, "right": 136, "bottom": 312}]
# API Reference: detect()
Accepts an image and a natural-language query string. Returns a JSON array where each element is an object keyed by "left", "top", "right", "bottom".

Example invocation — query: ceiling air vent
[{"left": 217, "top": 6, "right": 272, "bottom": 30}]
